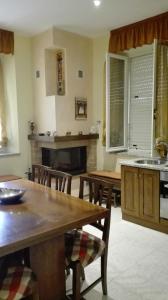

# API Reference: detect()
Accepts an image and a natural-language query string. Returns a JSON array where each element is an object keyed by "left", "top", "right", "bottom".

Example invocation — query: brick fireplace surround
[{"left": 28, "top": 134, "right": 99, "bottom": 173}]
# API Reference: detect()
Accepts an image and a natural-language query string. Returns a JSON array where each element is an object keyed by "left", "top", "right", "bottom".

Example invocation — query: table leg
[{"left": 30, "top": 235, "right": 65, "bottom": 300}]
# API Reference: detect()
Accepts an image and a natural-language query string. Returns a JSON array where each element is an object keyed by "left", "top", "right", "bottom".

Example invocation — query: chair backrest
[
  {"left": 47, "top": 169, "right": 72, "bottom": 195},
  {"left": 79, "top": 174, "right": 113, "bottom": 244},
  {"left": 31, "top": 164, "right": 50, "bottom": 185}
]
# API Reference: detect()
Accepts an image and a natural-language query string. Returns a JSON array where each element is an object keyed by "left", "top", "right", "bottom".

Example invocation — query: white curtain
[{"left": 0, "top": 59, "right": 7, "bottom": 146}]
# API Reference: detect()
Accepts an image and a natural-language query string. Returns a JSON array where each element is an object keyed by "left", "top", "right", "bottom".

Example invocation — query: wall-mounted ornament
[
  {"left": 46, "top": 131, "right": 51, "bottom": 136},
  {"left": 36, "top": 70, "right": 40, "bottom": 78},
  {"left": 78, "top": 70, "right": 83, "bottom": 78},
  {"left": 66, "top": 131, "right": 71, "bottom": 136},
  {"left": 56, "top": 50, "right": 65, "bottom": 95},
  {"left": 75, "top": 97, "right": 87, "bottom": 120}
]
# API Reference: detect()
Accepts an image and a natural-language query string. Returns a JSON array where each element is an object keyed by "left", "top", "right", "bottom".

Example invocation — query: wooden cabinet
[
  {"left": 121, "top": 166, "right": 139, "bottom": 217},
  {"left": 121, "top": 165, "right": 159, "bottom": 224},
  {"left": 139, "top": 168, "right": 159, "bottom": 223}
]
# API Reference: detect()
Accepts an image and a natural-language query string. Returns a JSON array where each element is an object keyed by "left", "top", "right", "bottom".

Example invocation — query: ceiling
[{"left": 0, "top": 0, "right": 168, "bottom": 38}]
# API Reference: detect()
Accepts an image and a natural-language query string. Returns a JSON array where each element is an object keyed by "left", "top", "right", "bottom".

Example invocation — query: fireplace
[{"left": 42, "top": 146, "right": 87, "bottom": 175}]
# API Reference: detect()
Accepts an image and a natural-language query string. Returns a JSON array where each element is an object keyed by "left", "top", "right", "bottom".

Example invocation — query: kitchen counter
[{"left": 120, "top": 157, "right": 168, "bottom": 171}]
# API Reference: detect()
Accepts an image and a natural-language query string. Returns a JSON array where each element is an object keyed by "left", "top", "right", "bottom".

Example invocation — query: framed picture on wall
[{"left": 75, "top": 97, "right": 87, "bottom": 120}]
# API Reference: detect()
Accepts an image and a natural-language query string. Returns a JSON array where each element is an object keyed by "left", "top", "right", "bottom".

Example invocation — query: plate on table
[{"left": 0, "top": 188, "right": 25, "bottom": 204}]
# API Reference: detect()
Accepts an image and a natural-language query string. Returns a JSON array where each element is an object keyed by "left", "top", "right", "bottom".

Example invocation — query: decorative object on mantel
[
  {"left": 90, "top": 125, "right": 97, "bottom": 134},
  {"left": 39, "top": 133, "right": 45, "bottom": 136},
  {"left": 28, "top": 121, "right": 36, "bottom": 135},
  {"left": 90, "top": 121, "right": 101, "bottom": 134},
  {"left": 56, "top": 50, "right": 65, "bottom": 95},
  {"left": 53, "top": 131, "right": 58, "bottom": 137},
  {"left": 75, "top": 97, "right": 87, "bottom": 120},
  {"left": 66, "top": 131, "right": 71, "bottom": 136},
  {"left": 46, "top": 131, "right": 51, "bottom": 136}
]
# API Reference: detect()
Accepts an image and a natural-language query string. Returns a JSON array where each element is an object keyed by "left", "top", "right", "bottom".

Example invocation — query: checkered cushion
[
  {"left": 65, "top": 229, "right": 105, "bottom": 267},
  {"left": 0, "top": 266, "right": 35, "bottom": 300}
]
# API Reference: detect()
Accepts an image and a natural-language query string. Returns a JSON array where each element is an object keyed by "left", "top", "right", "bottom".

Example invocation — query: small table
[
  {"left": 0, "top": 175, "right": 21, "bottom": 182},
  {"left": 88, "top": 170, "right": 121, "bottom": 207},
  {"left": 0, "top": 179, "right": 108, "bottom": 300}
]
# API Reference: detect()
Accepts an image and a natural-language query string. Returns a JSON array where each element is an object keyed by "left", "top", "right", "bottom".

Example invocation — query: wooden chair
[
  {"left": 47, "top": 169, "right": 72, "bottom": 278},
  {"left": 0, "top": 254, "right": 39, "bottom": 300},
  {"left": 47, "top": 169, "right": 72, "bottom": 194},
  {"left": 65, "top": 174, "right": 113, "bottom": 300},
  {"left": 88, "top": 170, "right": 121, "bottom": 207},
  {"left": 31, "top": 164, "right": 50, "bottom": 185}
]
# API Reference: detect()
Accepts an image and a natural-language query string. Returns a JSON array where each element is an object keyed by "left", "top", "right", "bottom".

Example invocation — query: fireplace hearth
[{"left": 42, "top": 146, "right": 86, "bottom": 175}]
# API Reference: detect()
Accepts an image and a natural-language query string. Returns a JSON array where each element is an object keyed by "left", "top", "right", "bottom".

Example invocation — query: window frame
[{"left": 106, "top": 52, "right": 128, "bottom": 152}]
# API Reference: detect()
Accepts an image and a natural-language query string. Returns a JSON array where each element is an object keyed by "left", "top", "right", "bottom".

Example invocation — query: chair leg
[
  {"left": 25, "top": 293, "right": 39, "bottom": 300},
  {"left": 25, "top": 292, "right": 39, "bottom": 300},
  {"left": 72, "top": 261, "right": 81, "bottom": 300},
  {"left": 113, "top": 193, "right": 117, "bottom": 208},
  {"left": 66, "top": 266, "right": 71, "bottom": 277},
  {"left": 80, "top": 265, "right": 85, "bottom": 281},
  {"left": 101, "top": 255, "right": 107, "bottom": 295},
  {"left": 31, "top": 290, "right": 39, "bottom": 300},
  {"left": 24, "top": 281, "right": 39, "bottom": 300}
]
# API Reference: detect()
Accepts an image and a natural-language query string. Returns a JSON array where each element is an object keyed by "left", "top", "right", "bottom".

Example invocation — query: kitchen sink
[{"left": 135, "top": 159, "right": 166, "bottom": 165}]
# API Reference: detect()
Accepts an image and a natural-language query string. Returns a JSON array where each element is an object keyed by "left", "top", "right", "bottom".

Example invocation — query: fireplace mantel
[
  {"left": 28, "top": 133, "right": 99, "bottom": 143},
  {"left": 29, "top": 133, "right": 99, "bottom": 173}
]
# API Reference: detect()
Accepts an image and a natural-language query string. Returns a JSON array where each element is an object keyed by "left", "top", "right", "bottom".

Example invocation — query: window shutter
[{"left": 129, "top": 54, "right": 153, "bottom": 151}]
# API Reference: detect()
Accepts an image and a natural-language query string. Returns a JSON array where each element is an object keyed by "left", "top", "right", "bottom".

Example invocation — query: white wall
[
  {"left": 0, "top": 34, "right": 34, "bottom": 176},
  {"left": 53, "top": 28, "right": 93, "bottom": 135},
  {"left": 32, "top": 29, "right": 56, "bottom": 134},
  {"left": 32, "top": 28, "right": 93, "bottom": 136}
]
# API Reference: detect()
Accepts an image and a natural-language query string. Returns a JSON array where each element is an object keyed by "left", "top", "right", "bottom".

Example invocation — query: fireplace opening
[{"left": 42, "top": 146, "right": 87, "bottom": 175}]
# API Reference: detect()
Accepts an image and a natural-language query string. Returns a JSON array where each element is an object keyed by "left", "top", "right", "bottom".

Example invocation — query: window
[
  {"left": 106, "top": 44, "right": 155, "bottom": 155},
  {"left": 106, "top": 53, "right": 128, "bottom": 152},
  {"left": 129, "top": 54, "right": 154, "bottom": 153}
]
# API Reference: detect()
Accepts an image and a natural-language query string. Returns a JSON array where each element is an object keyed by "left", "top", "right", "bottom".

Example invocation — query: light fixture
[{"left": 93, "top": 0, "right": 101, "bottom": 7}]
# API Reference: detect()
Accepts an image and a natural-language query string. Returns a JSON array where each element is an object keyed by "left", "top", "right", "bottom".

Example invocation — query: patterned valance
[
  {"left": 0, "top": 29, "right": 14, "bottom": 54},
  {"left": 109, "top": 11, "right": 168, "bottom": 53}
]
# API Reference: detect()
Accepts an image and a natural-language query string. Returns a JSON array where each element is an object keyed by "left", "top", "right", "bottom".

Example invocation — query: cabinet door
[
  {"left": 121, "top": 165, "right": 139, "bottom": 217},
  {"left": 139, "top": 168, "right": 159, "bottom": 223}
]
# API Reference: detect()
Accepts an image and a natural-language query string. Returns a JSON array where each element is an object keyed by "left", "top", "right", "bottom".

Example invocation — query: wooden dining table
[{"left": 0, "top": 179, "right": 108, "bottom": 300}]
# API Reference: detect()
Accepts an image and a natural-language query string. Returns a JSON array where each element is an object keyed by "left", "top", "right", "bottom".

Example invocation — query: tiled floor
[{"left": 66, "top": 207, "right": 168, "bottom": 300}]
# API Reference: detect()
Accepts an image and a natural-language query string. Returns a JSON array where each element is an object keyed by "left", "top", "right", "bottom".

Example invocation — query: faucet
[{"left": 155, "top": 137, "right": 168, "bottom": 159}]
